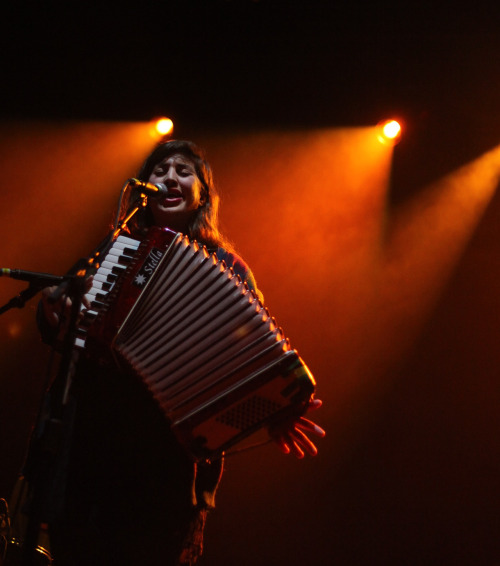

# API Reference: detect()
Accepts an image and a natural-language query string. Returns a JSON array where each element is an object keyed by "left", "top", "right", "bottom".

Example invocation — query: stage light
[
  {"left": 377, "top": 119, "right": 402, "bottom": 146},
  {"left": 154, "top": 117, "right": 174, "bottom": 137}
]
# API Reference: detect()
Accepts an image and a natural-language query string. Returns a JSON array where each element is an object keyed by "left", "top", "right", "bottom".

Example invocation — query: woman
[{"left": 37, "top": 140, "right": 324, "bottom": 565}]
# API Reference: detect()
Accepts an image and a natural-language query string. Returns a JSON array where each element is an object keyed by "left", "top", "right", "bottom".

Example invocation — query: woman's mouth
[{"left": 161, "top": 189, "right": 183, "bottom": 207}]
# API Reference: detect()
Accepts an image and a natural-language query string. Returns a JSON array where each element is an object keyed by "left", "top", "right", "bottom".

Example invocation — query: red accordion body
[{"left": 77, "top": 226, "right": 316, "bottom": 461}]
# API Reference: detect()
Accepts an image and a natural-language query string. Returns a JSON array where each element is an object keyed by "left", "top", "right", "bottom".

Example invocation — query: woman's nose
[{"left": 165, "top": 167, "right": 178, "bottom": 186}]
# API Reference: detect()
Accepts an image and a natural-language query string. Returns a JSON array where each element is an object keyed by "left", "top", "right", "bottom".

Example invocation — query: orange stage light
[
  {"left": 377, "top": 119, "right": 402, "bottom": 146},
  {"left": 154, "top": 117, "right": 174, "bottom": 137}
]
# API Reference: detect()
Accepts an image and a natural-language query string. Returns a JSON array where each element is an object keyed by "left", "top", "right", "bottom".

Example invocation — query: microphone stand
[
  {"left": 26, "top": 266, "right": 91, "bottom": 566},
  {"left": 0, "top": 273, "right": 65, "bottom": 316},
  {"left": 0, "top": 263, "right": 91, "bottom": 566},
  {"left": 2, "top": 192, "right": 149, "bottom": 565}
]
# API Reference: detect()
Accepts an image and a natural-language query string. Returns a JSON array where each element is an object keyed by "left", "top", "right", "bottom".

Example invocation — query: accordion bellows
[{"left": 80, "top": 226, "right": 316, "bottom": 461}]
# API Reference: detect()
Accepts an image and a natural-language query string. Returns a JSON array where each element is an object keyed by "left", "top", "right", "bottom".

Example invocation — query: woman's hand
[
  {"left": 40, "top": 276, "right": 93, "bottom": 330},
  {"left": 269, "top": 398, "right": 325, "bottom": 459}
]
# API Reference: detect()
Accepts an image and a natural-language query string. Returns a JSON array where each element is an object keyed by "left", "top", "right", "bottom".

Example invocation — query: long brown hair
[{"left": 120, "top": 140, "right": 232, "bottom": 250}]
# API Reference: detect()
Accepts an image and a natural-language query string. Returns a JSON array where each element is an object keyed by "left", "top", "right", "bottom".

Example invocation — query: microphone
[
  {"left": 0, "top": 268, "right": 65, "bottom": 285},
  {"left": 128, "top": 178, "right": 168, "bottom": 197}
]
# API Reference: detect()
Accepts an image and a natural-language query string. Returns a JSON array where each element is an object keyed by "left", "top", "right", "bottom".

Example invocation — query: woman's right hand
[
  {"left": 40, "top": 276, "right": 93, "bottom": 330},
  {"left": 40, "top": 285, "right": 67, "bottom": 328}
]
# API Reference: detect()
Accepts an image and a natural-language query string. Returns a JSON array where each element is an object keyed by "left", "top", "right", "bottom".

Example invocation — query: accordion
[{"left": 76, "top": 226, "right": 316, "bottom": 461}]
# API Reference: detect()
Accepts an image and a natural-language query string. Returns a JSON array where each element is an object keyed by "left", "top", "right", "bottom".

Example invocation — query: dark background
[{"left": 1, "top": 2, "right": 499, "bottom": 565}]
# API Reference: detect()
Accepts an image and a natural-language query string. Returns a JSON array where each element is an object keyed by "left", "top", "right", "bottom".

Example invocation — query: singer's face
[{"left": 147, "top": 154, "right": 204, "bottom": 232}]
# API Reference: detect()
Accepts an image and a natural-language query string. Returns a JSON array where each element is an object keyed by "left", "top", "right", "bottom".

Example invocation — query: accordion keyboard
[{"left": 74, "top": 234, "right": 141, "bottom": 349}]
